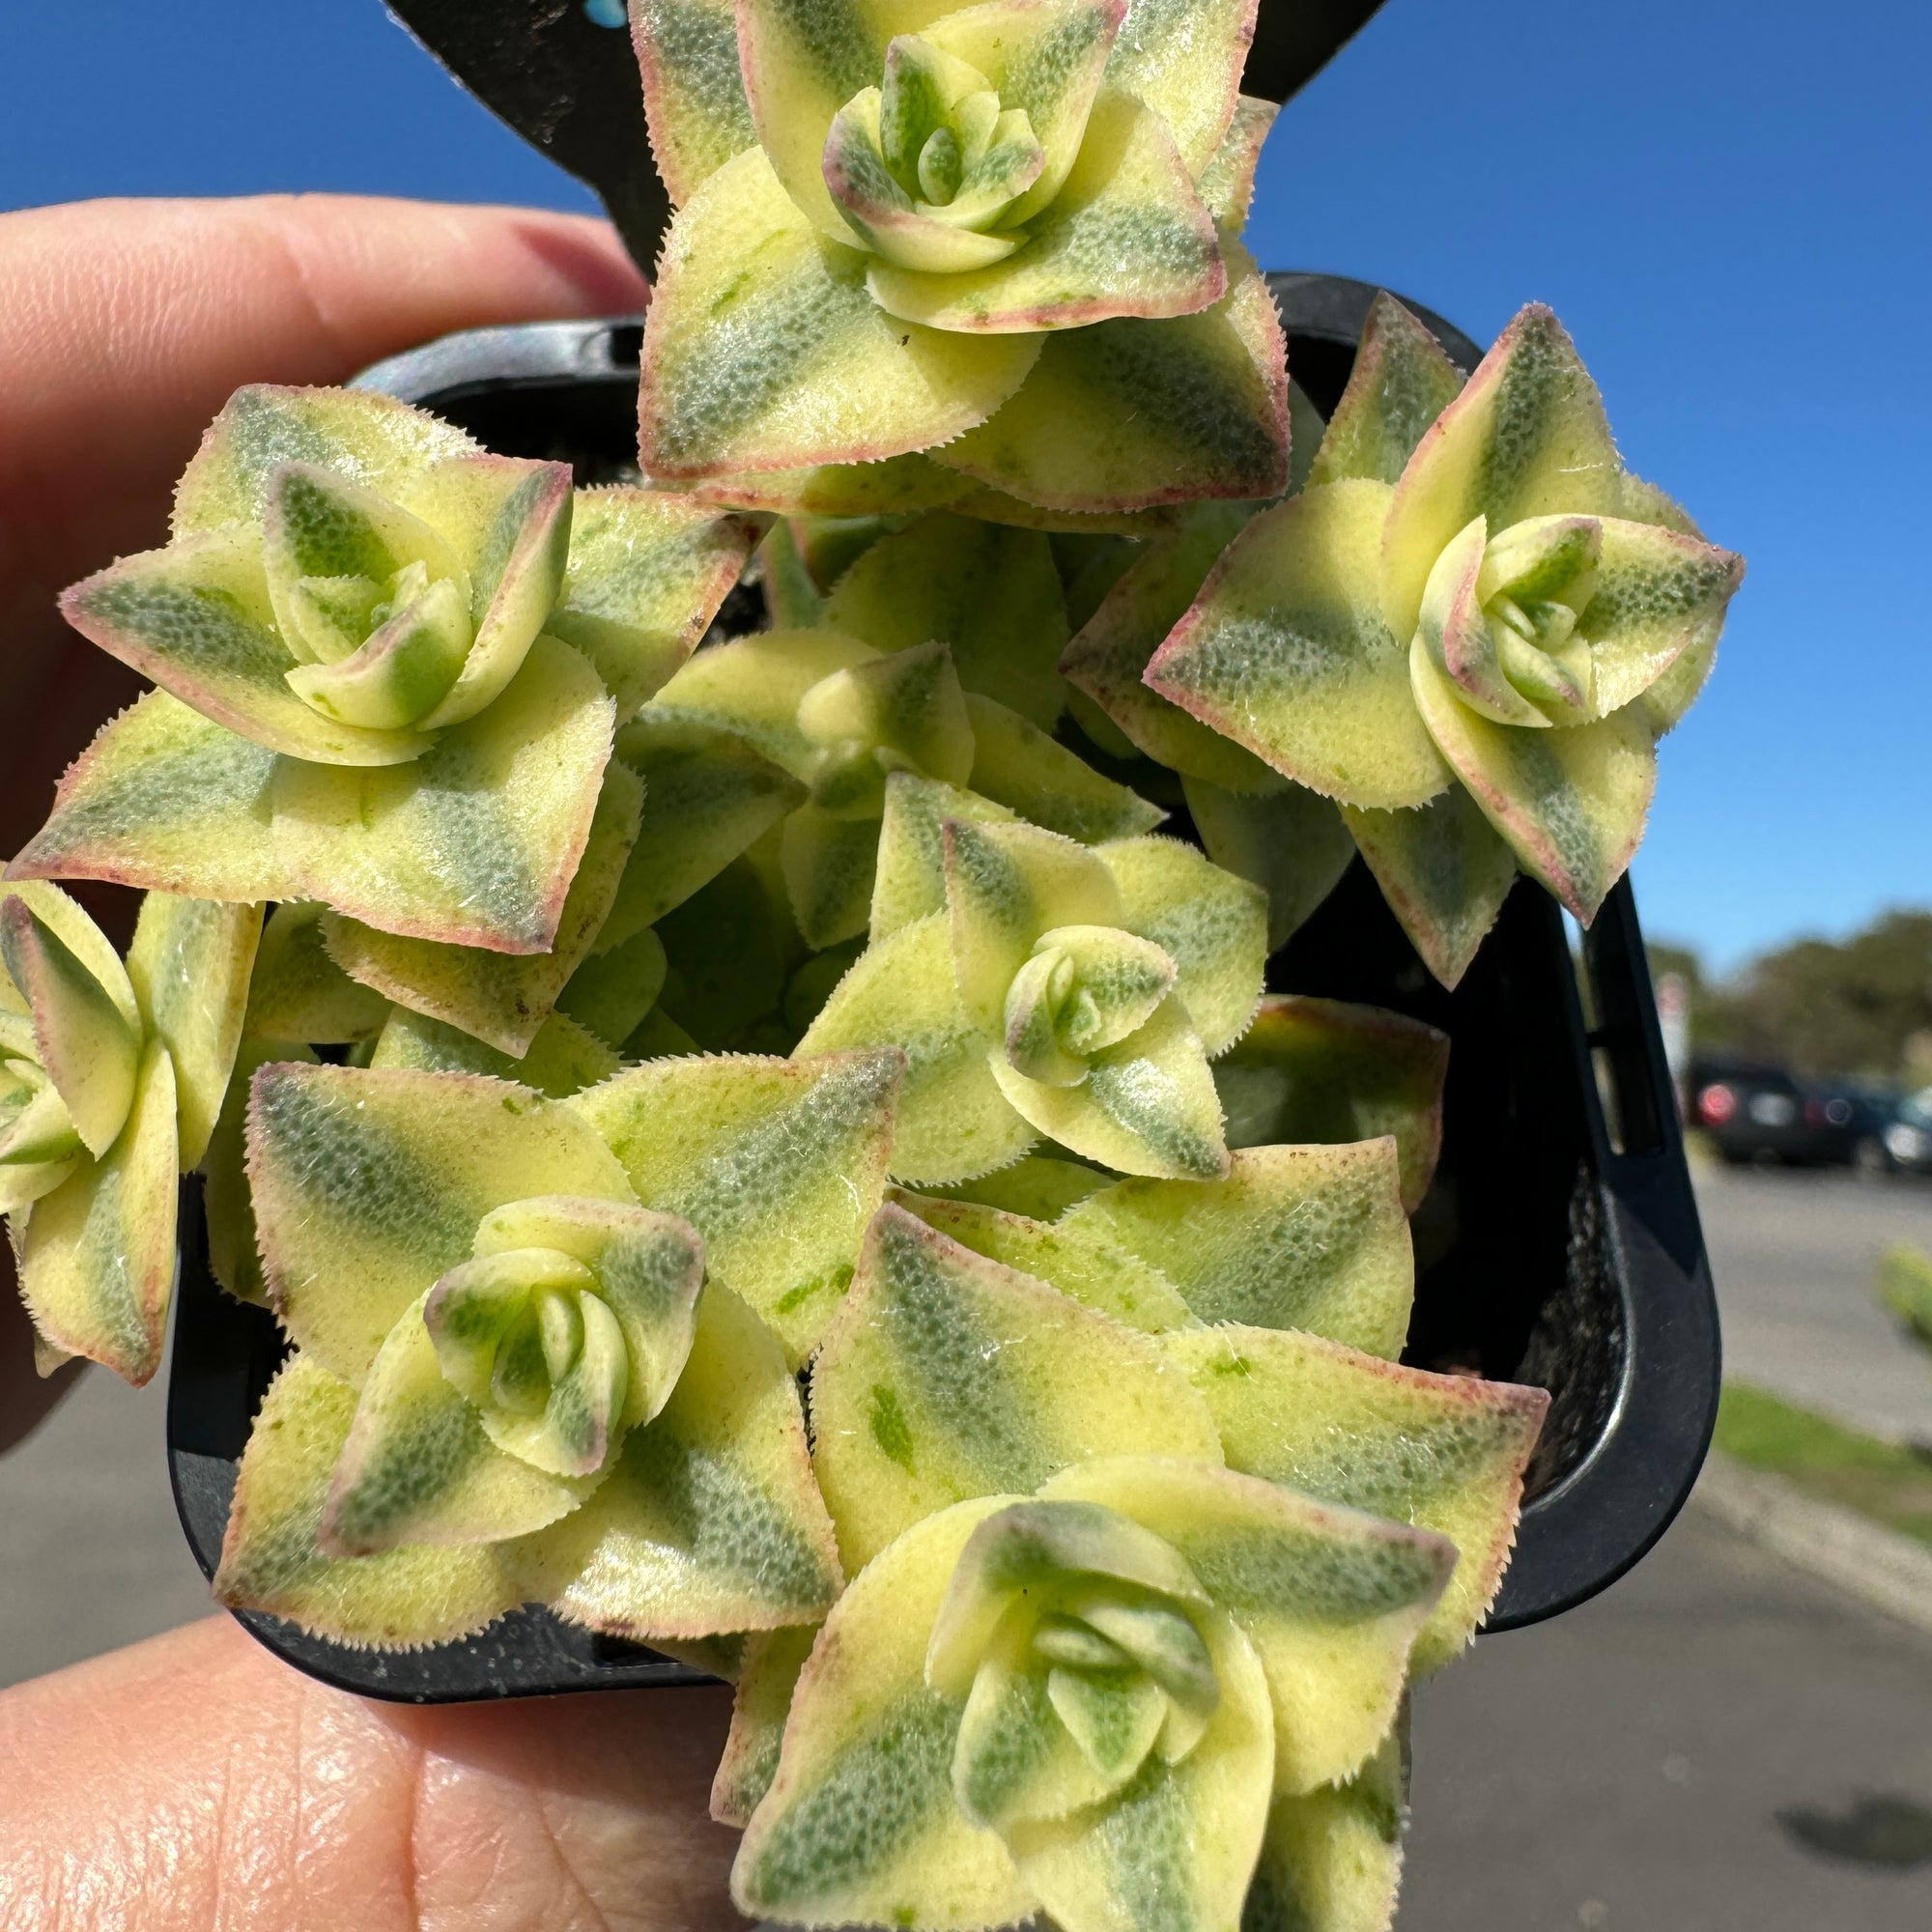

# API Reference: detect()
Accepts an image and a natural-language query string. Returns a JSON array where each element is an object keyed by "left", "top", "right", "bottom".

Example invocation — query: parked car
[
  {"left": 1689, "top": 1059, "right": 1841, "bottom": 1166},
  {"left": 1812, "top": 1081, "right": 1907, "bottom": 1175},
  {"left": 1884, "top": 1087, "right": 1932, "bottom": 1176}
]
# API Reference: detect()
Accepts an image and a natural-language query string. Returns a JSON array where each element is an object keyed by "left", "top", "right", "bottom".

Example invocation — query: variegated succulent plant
[
  {"left": 799, "top": 796, "right": 1267, "bottom": 1180},
  {"left": 630, "top": 0, "right": 1289, "bottom": 518},
  {"left": 1, "top": 885, "right": 257, "bottom": 1381},
  {"left": 11, "top": 384, "right": 757, "bottom": 956},
  {"left": 1078, "top": 296, "right": 1746, "bottom": 982}
]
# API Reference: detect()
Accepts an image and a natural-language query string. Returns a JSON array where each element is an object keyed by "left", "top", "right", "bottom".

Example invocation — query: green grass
[{"left": 1715, "top": 1382, "right": 1932, "bottom": 1552}]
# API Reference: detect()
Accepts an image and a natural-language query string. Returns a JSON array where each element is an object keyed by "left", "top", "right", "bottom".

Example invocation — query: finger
[
  {"left": 0, "top": 192, "right": 649, "bottom": 862},
  {"left": 0, "top": 1615, "right": 749, "bottom": 1932}
]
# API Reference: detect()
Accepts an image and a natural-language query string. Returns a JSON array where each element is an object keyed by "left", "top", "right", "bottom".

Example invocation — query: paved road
[{"left": 1694, "top": 1165, "right": 1932, "bottom": 1441}]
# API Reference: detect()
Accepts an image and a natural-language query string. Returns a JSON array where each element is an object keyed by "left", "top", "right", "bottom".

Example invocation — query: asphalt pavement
[
  {"left": 1694, "top": 1164, "right": 1932, "bottom": 1442},
  {"left": 2, "top": 1168, "right": 1931, "bottom": 1931}
]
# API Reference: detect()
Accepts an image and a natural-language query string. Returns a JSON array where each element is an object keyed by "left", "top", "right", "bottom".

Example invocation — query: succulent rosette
[
  {"left": 1133, "top": 298, "right": 1744, "bottom": 981},
  {"left": 639, "top": 624, "right": 1159, "bottom": 947},
  {"left": 631, "top": 0, "right": 1289, "bottom": 515},
  {"left": 721, "top": 1195, "right": 1547, "bottom": 1931},
  {"left": 13, "top": 385, "right": 757, "bottom": 954},
  {"left": 2, "top": 885, "right": 258, "bottom": 1382},
  {"left": 798, "top": 792, "right": 1266, "bottom": 1179},
  {"left": 212, "top": 1054, "right": 901, "bottom": 1646}
]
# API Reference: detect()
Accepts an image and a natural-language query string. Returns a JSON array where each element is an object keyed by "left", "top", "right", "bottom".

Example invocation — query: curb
[{"left": 1691, "top": 1454, "right": 1932, "bottom": 1638}]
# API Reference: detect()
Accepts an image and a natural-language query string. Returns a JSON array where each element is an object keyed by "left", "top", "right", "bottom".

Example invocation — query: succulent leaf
[
  {"left": 1213, "top": 995, "right": 1449, "bottom": 1213},
  {"left": 1193, "top": 93, "right": 1276, "bottom": 234},
  {"left": 13, "top": 1037, "right": 179, "bottom": 1385},
  {"left": 1040, "top": 1457, "right": 1452, "bottom": 1795},
  {"left": 247, "top": 1063, "right": 635, "bottom": 1385},
  {"left": 639, "top": 146, "right": 1041, "bottom": 478},
  {"left": 731, "top": 1497, "right": 1039, "bottom": 1932},
  {"left": 14, "top": 639, "right": 616, "bottom": 957},
  {"left": 632, "top": 0, "right": 758, "bottom": 205},
  {"left": 821, "top": 512, "right": 1072, "bottom": 730},
  {"left": 808, "top": 1204, "right": 1222, "bottom": 1570},
  {"left": 891, "top": 1188, "right": 1195, "bottom": 1331},
  {"left": 1148, "top": 479, "right": 1451, "bottom": 810},
  {"left": 368, "top": 1007, "right": 619, "bottom": 1099},
  {"left": 1165, "top": 1324, "right": 1548, "bottom": 1673},
  {"left": 569, "top": 1048, "right": 904, "bottom": 1365},
  {"left": 932, "top": 254, "right": 1288, "bottom": 510},
  {"left": 516, "top": 1282, "right": 846, "bottom": 1639},
  {"left": 871, "top": 772, "right": 1018, "bottom": 941},
  {"left": 213, "top": 1353, "right": 526, "bottom": 1648},
  {"left": 1307, "top": 292, "right": 1465, "bottom": 492},
  {"left": 797, "top": 911, "right": 1038, "bottom": 1183},
  {"left": 963, "top": 695, "right": 1164, "bottom": 842},
  {"left": 316, "top": 759, "right": 642, "bottom": 1056},
  {"left": 921, "top": 1151, "right": 1108, "bottom": 1219},
  {"left": 242, "top": 901, "right": 390, "bottom": 1044},
  {"left": 1245, "top": 1723, "right": 1407, "bottom": 1932},
  {"left": 1340, "top": 789, "right": 1520, "bottom": 991},
  {"left": 1180, "top": 773, "right": 1355, "bottom": 952},
  {"left": 715, "top": 1623, "right": 823, "bottom": 1827},
  {"left": 1060, "top": 1143, "right": 1413, "bottom": 1354}
]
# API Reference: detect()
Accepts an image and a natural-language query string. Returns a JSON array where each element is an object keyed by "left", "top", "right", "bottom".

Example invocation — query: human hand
[
  {"left": 0, "top": 195, "right": 748, "bottom": 1932},
  {"left": 0, "top": 191, "right": 648, "bottom": 1450}
]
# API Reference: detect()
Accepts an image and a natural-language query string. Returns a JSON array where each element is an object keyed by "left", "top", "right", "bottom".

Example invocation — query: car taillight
[{"left": 1699, "top": 1084, "right": 1736, "bottom": 1124}]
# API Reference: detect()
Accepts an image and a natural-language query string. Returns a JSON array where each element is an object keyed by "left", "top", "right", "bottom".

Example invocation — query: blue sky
[{"left": 3, "top": 0, "right": 1925, "bottom": 972}]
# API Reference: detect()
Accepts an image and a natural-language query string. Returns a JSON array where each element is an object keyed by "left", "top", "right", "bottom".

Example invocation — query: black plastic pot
[{"left": 165, "top": 276, "right": 1721, "bottom": 1700}]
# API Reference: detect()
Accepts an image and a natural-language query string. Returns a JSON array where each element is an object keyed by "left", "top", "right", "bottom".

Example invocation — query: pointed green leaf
[
  {"left": 125, "top": 892, "right": 262, "bottom": 1169},
  {"left": 1213, "top": 996, "right": 1448, "bottom": 1213},
  {"left": 715, "top": 1623, "right": 822, "bottom": 1827},
  {"left": 1002, "top": 1608, "right": 1274, "bottom": 1932},
  {"left": 823, "top": 512, "right": 1072, "bottom": 730},
  {"left": 1341, "top": 789, "right": 1519, "bottom": 991},
  {"left": 521, "top": 1283, "right": 844, "bottom": 1639},
  {"left": 633, "top": 0, "right": 758, "bottom": 205},
  {"left": 645, "top": 627, "right": 877, "bottom": 769},
  {"left": 868, "top": 92, "right": 1223, "bottom": 332},
  {"left": 731, "top": 1497, "right": 1037, "bottom": 1931},
  {"left": 692, "top": 452, "right": 974, "bottom": 518},
  {"left": 604, "top": 716, "right": 807, "bottom": 952},
  {"left": 60, "top": 529, "right": 433, "bottom": 768},
  {"left": 545, "top": 487, "right": 761, "bottom": 716},
  {"left": 323, "top": 1290, "right": 597, "bottom": 1555},
  {"left": 213, "top": 1353, "right": 526, "bottom": 1649},
  {"left": 781, "top": 802, "right": 885, "bottom": 949},
  {"left": 13, "top": 1038, "right": 178, "bottom": 1384},
  {"left": 1194, "top": 92, "right": 1276, "bottom": 233},
  {"left": 1245, "top": 1723, "right": 1407, "bottom": 1932},
  {"left": 13, "top": 639, "right": 616, "bottom": 956},
  {"left": 1166, "top": 1324, "right": 1548, "bottom": 1673},
  {"left": 1381, "top": 305, "right": 1625, "bottom": 644},
  {"left": 1149, "top": 479, "right": 1451, "bottom": 810},
  {"left": 1308, "top": 292, "right": 1466, "bottom": 491},
  {"left": 1096, "top": 833, "right": 1267, "bottom": 1055},
  {"left": 1062, "top": 1142, "right": 1413, "bottom": 1353},
  {"left": 1104, "top": 0, "right": 1255, "bottom": 172},
  {"left": 570, "top": 1047, "right": 904, "bottom": 1365},
  {"left": 1042, "top": 1457, "right": 1452, "bottom": 1794},
  {"left": 640, "top": 147, "right": 1040, "bottom": 478},
  {"left": 172, "top": 384, "right": 479, "bottom": 537},
  {"left": 1058, "top": 500, "right": 1283, "bottom": 790},
  {"left": 892, "top": 1188, "right": 1194, "bottom": 1331},
  {"left": 0, "top": 893, "right": 140, "bottom": 1158},
  {"left": 203, "top": 1037, "right": 314, "bottom": 1306},
  {"left": 798, "top": 911, "right": 1036, "bottom": 1183},
  {"left": 1181, "top": 774, "right": 1355, "bottom": 952},
  {"left": 368, "top": 1006, "right": 618, "bottom": 1099},
  {"left": 242, "top": 901, "right": 388, "bottom": 1044},
  {"left": 319, "top": 758, "right": 642, "bottom": 1056},
  {"left": 1410, "top": 639, "right": 1656, "bottom": 923},
  {"left": 810, "top": 1203, "right": 1222, "bottom": 1570},
  {"left": 871, "top": 772, "right": 1017, "bottom": 943},
  {"left": 965, "top": 695, "right": 1165, "bottom": 842},
  {"left": 248, "top": 1062, "right": 634, "bottom": 1384},
  {"left": 933, "top": 258, "right": 1287, "bottom": 512}
]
